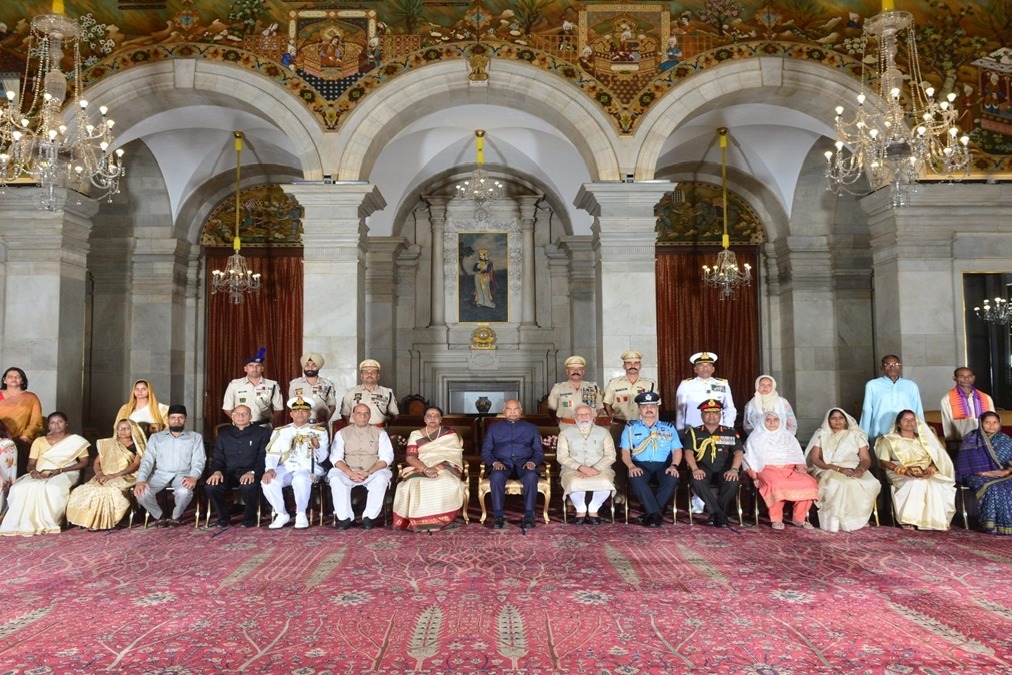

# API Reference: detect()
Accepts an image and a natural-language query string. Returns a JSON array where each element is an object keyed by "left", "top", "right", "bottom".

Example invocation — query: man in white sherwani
[{"left": 261, "top": 396, "right": 329, "bottom": 529}]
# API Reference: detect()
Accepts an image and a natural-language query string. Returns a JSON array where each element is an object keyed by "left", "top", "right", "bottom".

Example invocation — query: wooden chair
[{"left": 477, "top": 464, "right": 551, "bottom": 524}]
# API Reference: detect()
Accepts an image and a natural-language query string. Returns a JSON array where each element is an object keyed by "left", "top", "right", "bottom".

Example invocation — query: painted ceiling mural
[{"left": 0, "top": 1, "right": 1009, "bottom": 173}]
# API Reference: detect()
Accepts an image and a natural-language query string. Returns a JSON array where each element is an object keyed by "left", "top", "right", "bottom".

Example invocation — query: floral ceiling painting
[{"left": 0, "top": 1, "right": 1008, "bottom": 171}]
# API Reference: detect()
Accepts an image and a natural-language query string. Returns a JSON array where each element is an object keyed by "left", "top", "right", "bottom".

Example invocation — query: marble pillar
[
  {"left": 282, "top": 183, "right": 386, "bottom": 393},
  {"left": 575, "top": 182, "right": 671, "bottom": 382},
  {"left": 862, "top": 183, "right": 1012, "bottom": 406},
  {"left": 558, "top": 236, "right": 597, "bottom": 377},
  {"left": 518, "top": 195, "right": 540, "bottom": 326},
  {"left": 366, "top": 236, "right": 408, "bottom": 389},
  {"left": 426, "top": 197, "right": 447, "bottom": 327},
  {"left": 0, "top": 189, "right": 97, "bottom": 425}
]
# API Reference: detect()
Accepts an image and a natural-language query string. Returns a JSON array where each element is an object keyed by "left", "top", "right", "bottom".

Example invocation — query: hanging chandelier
[
  {"left": 0, "top": 0, "right": 124, "bottom": 211},
  {"left": 701, "top": 127, "right": 752, "bottom": 300},
  {"left": 975, "top": 297, "right": 1012, "bottom": 326},
  {"left": 211, "top": 132, "right": 261, "bottom": 305},
  {"left": 824, "top": 0, "right": 970, "bottom": 207},
  {"left": 454, "top": 129, "right": 504, "bottom": 220}
]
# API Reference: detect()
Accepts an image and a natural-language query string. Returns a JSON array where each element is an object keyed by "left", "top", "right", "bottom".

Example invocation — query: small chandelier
[
  {"left": 454, "top": 129, "right": 504, "bottom": 220},
  {"left": 702, "top": 127, "right": 752, "bottom": 300},
  {"left": 0, "top": 0, "right": 124, "bottom": 211},
  {"left": 824, "top": 0, "right": 970, "bottom": 207},
  {"left": 975, "top": 297, "right": 1012, "bottom": 326},
  {"left": 211, "top": 132, "right": 261, "bottom": 305}
]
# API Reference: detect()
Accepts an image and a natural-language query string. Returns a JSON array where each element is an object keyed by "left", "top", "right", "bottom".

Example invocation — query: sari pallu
[
  {"left": 66, "top": 435, "right": 144, "bottom": 530},
  {"left": 0, "top": 434, "right": 90, "bottom": 536},
  {"left": 956, "top": 429, "right": 1012, "bottom": 535},
  {"left": 392, "top": 428, "right": 466, "bottom": 531}
]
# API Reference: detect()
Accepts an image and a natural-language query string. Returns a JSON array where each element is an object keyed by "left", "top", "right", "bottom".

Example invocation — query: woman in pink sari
[{"left": 745, "top": 411, "right": 819, "bottom": 530}]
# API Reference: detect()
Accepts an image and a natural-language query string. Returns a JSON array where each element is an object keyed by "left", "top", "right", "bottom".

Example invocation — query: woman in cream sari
[
  {"left": 0, "top": 412, "right": 90, "bottom": 536},
  {"left": 392, "top": 407, "right": 466, "bottom": 531},
  {"left": 114, "top": 379, "right": 169, "bottom": 437},
  {"left": 67, "top": 419, "right": 146, "bottom": 530},
  {"left": 805, "top": 408, "right": 880, "bottom": 532},
  {"left": 875, "top": 409, "right": 955, "bottom": 530}
]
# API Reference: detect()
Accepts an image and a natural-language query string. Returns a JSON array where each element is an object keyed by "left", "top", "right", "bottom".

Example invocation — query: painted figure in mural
[
  {"left": 473, "top": 249, "right": 496, "bottom": 308},
  {"left": 320, "top": 36, "right": 343, "bottom": 67},
  {"left": 659, "top": 36, "right": 682, "bottom": 72},
  {"left": 578, "top": 45, "right": 594, "bottom": 71}
]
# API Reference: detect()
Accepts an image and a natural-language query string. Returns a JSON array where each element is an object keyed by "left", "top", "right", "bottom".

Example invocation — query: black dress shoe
[
  {"left": 150, "top": 518, "right": 168, "bottom": 528},
  {"left": 589, "top": 516, "right": 601, "bottom": 526},
  {"left": 361, "top": 517, "right": 375, "bottom": 531},
  {"left": 648, "top": 513, "right": 662, "bottom": 528},
  {"left": 167, "top": 518, "right": 183, "bottom": 528},
  {"left": 335, "top": 518, "right": 353, "bottom": 530},
  {"left": 215, "top": 520, "right": 229, "bottom": 529},
  {"left": 639, "top": 514, "right": 653, "bottom": 527},
  {"left": 573, "top": 516, "right": 586, "bottom": 525},
  {"left": 241, "top": 520, "right": 256, "bottom": 528},
  {"left": 522, "top": 515, "right": 536, "bottom": 529},
  {"left": 492, "top": 517, "right": 506, "bottom": 530}
]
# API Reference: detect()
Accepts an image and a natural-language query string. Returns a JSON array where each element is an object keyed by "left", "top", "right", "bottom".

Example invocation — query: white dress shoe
[
  {"left": 269, "top": 513, "right": 290, "bottom": 529},
  {"left": 294, "top": 512, "right": 310, "bottom": 529}
]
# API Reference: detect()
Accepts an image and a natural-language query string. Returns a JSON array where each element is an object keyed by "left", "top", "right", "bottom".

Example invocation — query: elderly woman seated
[
  {"left": 392, "top": 406, "right": 466, "bottom": 532},
  {"left": 744, "top": 412, "right": 819, "bottom": 530},
  {"left": 805, "top": 408, "right": 880, "bottom": 532},
  {"left": 66, "top": 419, "right": 146, "bottom": 530},
  {"left": 875, "top": 409, "right": 955, "bottom": 531}
]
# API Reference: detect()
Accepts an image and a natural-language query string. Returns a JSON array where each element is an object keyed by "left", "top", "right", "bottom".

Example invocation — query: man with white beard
[{"left": 556, "top": 405, "right": 616, "bottom": 524}]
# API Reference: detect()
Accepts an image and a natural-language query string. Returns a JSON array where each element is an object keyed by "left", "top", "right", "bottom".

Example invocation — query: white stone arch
[
  {"left": 332, "top": 59, "right": 623, "bottom": 182},
  {"left": 632, "top": 57, "right": 863, "bottom": 179},
  {"left": 80, "top": 59, "right": 326, "bottom": 179}
]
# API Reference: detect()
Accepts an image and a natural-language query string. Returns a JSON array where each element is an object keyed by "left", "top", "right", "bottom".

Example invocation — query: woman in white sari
[
  {"left": 875, "top": 409, "right": 955, "bottom": 531},
  {"left": 805, "top": 408, "right": 880, "bottom": 532},
  {"left": 392, "top": 407, "right": 466, "bottom": 531},
  {"left": 0, "top": 412, "right": 90, "bottom": 536},
  {"left": 66, "top": 419, "right": 145, "bottom": 530}
]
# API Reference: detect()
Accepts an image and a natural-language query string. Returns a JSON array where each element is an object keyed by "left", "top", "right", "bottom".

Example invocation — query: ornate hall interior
[{"left": 0, "top": 0, "right": 1009, "bottom": 439}]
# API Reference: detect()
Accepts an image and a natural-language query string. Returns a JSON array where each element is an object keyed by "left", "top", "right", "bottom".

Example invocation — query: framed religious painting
[{"left": 457, "top": 232, "right": 508, "bottom": 323}]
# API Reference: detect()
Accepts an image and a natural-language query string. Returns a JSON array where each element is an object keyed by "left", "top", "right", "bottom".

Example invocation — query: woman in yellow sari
[
  {"left": 392, "top": 407, "right": 467, "bottom": 531},
  {"left": 113, "top": 379, "right": 169, "bottom": 437},
  {"left": 875, "top": 409, "right": 956, "bottom": 531},
  {"left": 67, "top": 419, "right": 146, "bottom": 530},
  {"left": 0, "top": 412, "right": 90, "bottom": 536}
]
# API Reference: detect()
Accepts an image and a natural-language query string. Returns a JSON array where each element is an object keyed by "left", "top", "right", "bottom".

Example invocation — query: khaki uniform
[
  {"left": 223, "top": 377, "right": 284, "bottom": 424},
  {"left": 340, "top": 385, "right": 399, "bottom": 425},
  {"left": 603, "top": 376, "right": 657, "bottom": 421},
  {"left": 288, "top": 376, "right": 337, "bottom": 424},
  {"left": 547, "top": 381, "right": 603, "bottom": 427}
]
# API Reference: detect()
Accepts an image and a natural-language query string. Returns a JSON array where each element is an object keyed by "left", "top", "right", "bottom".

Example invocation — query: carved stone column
[
  {"left": 282, "top": 183, "right": 386, "bottom": 389},
  {"left": 575, "top": 182, "right": 670, "bottom": 380}
]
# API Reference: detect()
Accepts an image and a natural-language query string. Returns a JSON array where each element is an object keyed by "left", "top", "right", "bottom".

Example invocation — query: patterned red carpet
[{"left": 2, "top": 516, "right": 1011, "bottom": 673}]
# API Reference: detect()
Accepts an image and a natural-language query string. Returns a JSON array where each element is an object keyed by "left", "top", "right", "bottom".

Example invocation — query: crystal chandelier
[
  {"left": 702, "top": 128, "right": 752, "bottom": 300},
  {"left": 454, "top": 129, "right": 504, "bottom": 220},
  {"left": 211, "top": 132, "right": 261, "bottom": 305},
  {"left": 975, "top": 297, "right": 1012, "bottom": 326},
  {"left": 824, "top": 0, "right": 970, "bottom": 207},
  {"left": 0, "top": 0, "right": 124, "bottom": 211}
]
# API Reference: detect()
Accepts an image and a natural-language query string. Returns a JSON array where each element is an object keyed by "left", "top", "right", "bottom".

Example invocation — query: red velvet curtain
[
  {"left": 204, "top": 248, "right": 304, "bottom": 436},
  {"left": 656, "top": 246, "right": 760, "bottom": 425}
]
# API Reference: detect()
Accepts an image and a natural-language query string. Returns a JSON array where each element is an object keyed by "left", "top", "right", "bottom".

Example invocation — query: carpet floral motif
[{"left": 1, "top": 523, "right": 1010, "bottom": 672}]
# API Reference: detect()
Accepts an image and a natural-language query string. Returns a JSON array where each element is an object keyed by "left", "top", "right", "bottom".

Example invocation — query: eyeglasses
[{"left": 883, "top": 362, "right": 902, "bottom": 367}]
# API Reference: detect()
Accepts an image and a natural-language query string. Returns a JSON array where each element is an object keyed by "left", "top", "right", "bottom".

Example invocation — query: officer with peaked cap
[
  {"left": 681, "top": 399, "right": 743, "bottom": 528},
  {"left": 603, "top": 350, "right": 657, "bottom": 424},
  {"left": 618, "top": 390, "right": 682, "bottom": 528},
  {"left": 674, "top": 352, "right": 737, "bottom": 431},
  {"left": 261, "top": 396, "right": 330, "bottom": 529}
]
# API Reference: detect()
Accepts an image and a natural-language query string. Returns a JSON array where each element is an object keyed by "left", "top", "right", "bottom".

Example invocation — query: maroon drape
[
  {"left": 204, "top": 248, "right": 304, "bottom": 436},
  {"left": 656, "top": 246, "right": 759, "bottom": 425}
]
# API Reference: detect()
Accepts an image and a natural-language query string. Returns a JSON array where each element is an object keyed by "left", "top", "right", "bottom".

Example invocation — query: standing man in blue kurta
[
  {"left": 859, "top": 355, "right": 924, "bottom": 443},
  {"left": 481, "top": 399, "right": 544, "bottom": 530},
  {"left": 620, "top": 391, "right": 683, "bottom": 528}
]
